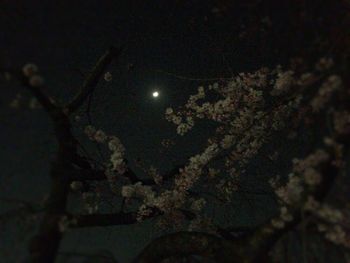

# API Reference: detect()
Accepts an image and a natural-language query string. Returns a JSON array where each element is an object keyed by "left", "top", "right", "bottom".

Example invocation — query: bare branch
[
  {"left": 66, "top": 46, "right": 124, "bottom": 114},
  {"left": 133, "top": 231, "right": 240, "bottom": 263},
  {"left": 24, "top": 80, "right": 58, "bottom": 115},
  {"left": 71, "top": 212, "right": 138, "bottom": 227}
]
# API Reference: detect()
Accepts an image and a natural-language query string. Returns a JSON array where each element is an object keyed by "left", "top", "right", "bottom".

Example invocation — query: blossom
[
  {"left": 303, "top": 168, "right": 321, "bottom": 185},
  {"left": 121, "top": 185, "right": 135, "bottom": 198},
  {"left": 29, "top": 75, "right": 44, "bottom": 87},
  {"left": 104, "top": 71, "right": 112, "bottom": 82},
  {"left": 70, "top": 181, "right": 83, "bottom": 191},
  {"left": 176, "top": 123, "right": 191, "bottom": 135},
  {"left": 136, "top": 204, "right": 153, "bottom": 222},
  {"left": 22, "top": 63, "right": 38, "bottom": 77},
  {"left": 172, "top": 115, "right": 182, "bottom": 125},
  {"left": 297, "top": 73, "right": 315, "bottom": 86},
  {"left": 311, "top": 75, "right": 342, "bottom": 111},
  {"left": 165, "top": 107, "right": 173, "bottom": 115},
  {"left": 83, "top": 127, "right": 126, "bottom": 174},
  {"left": 315, "top": 57, "right": 334, "bottom": 71},
  {"left": 108, "top": 137, "right": 123, "bottom": 151},
  {"left": 110, "top": 152, "right": 124, "bottom": 170},
  {"left": 271, "top": 70, "right": 294, "bottom": 96},
  {"left": 92, "top": 59, "right": 346, "bottom": 239},
  {"left": 220, "top": 135, "right": 234, "bottom": 149},
  {"left": 317, "top": 205, "right": 343, "bottom": 223},
  {"left": 191, "top": 198, "right": 206, "bottom": 212},
  {"left": 325, "top": 226, "right": 346, "bottom": 245},
  {"left": 275, "top": 174, "right": 303, "bottom": 205},
  {"left": 303, "top": 196, "right": 320, "bottom": 211},
  {"left": 280, "top": 207, "right": 293, "bottom": 222},
  {"left": 271, "top": 218, "right": 285, "bottom": 229},
  {"left": 94, "top": 129, "right": 107, "bottom": 143}
]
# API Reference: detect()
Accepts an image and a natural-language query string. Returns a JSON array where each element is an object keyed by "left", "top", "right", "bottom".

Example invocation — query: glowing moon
[{"left": 152, "top": 91, "right": 159, "bottom": 98}]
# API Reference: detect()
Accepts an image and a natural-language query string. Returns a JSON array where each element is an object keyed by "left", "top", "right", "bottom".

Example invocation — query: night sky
[
  {"left": 0, "top": 1, "right": 245, "bottom": 262},
  {"left": 0, "top": 1, "right": 343, "bottom": 262}
]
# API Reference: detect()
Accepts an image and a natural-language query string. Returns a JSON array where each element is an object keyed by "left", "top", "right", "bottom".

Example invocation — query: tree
[{"left": 1, "top": 1, "right": 350, "bottom": 262}]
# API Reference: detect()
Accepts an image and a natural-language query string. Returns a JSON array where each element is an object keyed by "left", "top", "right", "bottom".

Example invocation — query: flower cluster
[
  {"left": 311, "top": 75, "right": 342, "bottom": 112},
  {"left": 271, "top": 69, "right": 295, "bottom": 96},
  {"left": 304, "top": 198, "right": 349, "bottom": 247},
  {"left": 175, "top": 143, "right": 219, "bottom": 192},
  {"left": 269, "top": 147, "right": 334, "bottom": 231},
  {"left": 274, "top": 173, "right": 303, "bottom": 205},
  {"left": 273, "top": 149, "right": 329, "bottom": 206},
  {"left": 121, "top": 182, "right": 189, "bottom": 222},
  {"left": 108, "top": 136, "right": 126, "bottom": 173},
  {"left": 84, "top": 126, "right": 126, "bottom": 175},
  {"left": 113, "top": 56, "right": 346, "bottom": 237},
  {"left": 121, "top": 182, "right": 156, "bottom": 206},
  {"left": 292, "top": 149, "right": 329, "bottom": 185},
  {"left": 164, "top": 63, "right": 321, "bottom": 205},
  {"left": 22, "top": 63, "right": 44, "bottom": 87},
  {"left": 165, "top": 107, "right": 195, "bottom": 136},
  {"left": 271, "top": 206, "right": 294, "bottom": 229},
  {"left": 333, "top": 111, "right": 350, "bottom": 134},
  {"left": 190, "top": 198, "right": 206, "bottom": 212},
  {"left": 323, "top": 225, "right": 348, "bottom": 246}
]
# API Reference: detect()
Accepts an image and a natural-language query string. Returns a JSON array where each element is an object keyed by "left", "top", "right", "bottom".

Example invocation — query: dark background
[{"left": 0, "top": 0, "right": 344, "bottom": 262}]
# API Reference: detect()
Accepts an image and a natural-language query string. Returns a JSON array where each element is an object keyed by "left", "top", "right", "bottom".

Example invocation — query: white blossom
[
  {"left": 104, "top": 71, "right": 112, "bottom": 82},
  {"left": 121, "top": 185, "right": 135, "bottom": 198},
  {"left": 94, "top": 130, "right": 107, "bottom": 143},
  {"left": 29, "top": 75, "right": 44, "bottom": 87},
  {"left": 22, "top": 63, "right": 38, "bottom": 77},
  {"left": 70, "top": 181, "right": 83, "bottom": 191},
  {"left": 165, "top": 107, "right": 173, "bottom": 115}
]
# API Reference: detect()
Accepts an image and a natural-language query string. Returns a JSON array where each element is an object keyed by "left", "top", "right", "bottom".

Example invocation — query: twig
[{"left": 66, "top": 46, "right": 124, "bottom": 114}]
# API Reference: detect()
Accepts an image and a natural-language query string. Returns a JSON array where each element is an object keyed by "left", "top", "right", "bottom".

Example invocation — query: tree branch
[
  {"left": 133, "top": 231, "right": 240, "bottom": 263},
  {"left": 1, "top": 68, "right": 58, "bottom": 116},
  {"left": 66, "top": 46, "right": 124, "bottom": 114},
  {"left": 71, "top": 212, "right": 138, "bottom": 227},
  {"left": 247, "top": 141, "right": 348, "bottom": 262},
  {"left": 71, "top": 157, "right": 181, "bottom": 186}
]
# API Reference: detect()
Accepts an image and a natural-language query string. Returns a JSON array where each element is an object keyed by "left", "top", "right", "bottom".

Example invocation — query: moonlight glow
[{"left": 152, "top": 91, "right": 159, "bottom": 98}]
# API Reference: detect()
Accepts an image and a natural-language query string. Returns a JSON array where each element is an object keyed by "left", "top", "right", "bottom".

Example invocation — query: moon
[{"left": 152, "top": 91, "right": 159, "bottom": 98}]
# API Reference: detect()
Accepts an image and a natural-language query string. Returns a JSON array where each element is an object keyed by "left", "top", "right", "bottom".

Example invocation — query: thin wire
[{"left": 153, "top": 69, "right": 234, "bottom": 81}]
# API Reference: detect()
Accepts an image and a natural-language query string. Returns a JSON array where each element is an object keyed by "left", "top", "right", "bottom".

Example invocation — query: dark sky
[
  {"left": 0, "top": 1, "right": 231, "bottom": 262},
  {"left": 0, "top": 1, "right": 289, "bottom": 262},
  {"left": 0, "top": 0, "right": 243, "bottom": 165}
]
